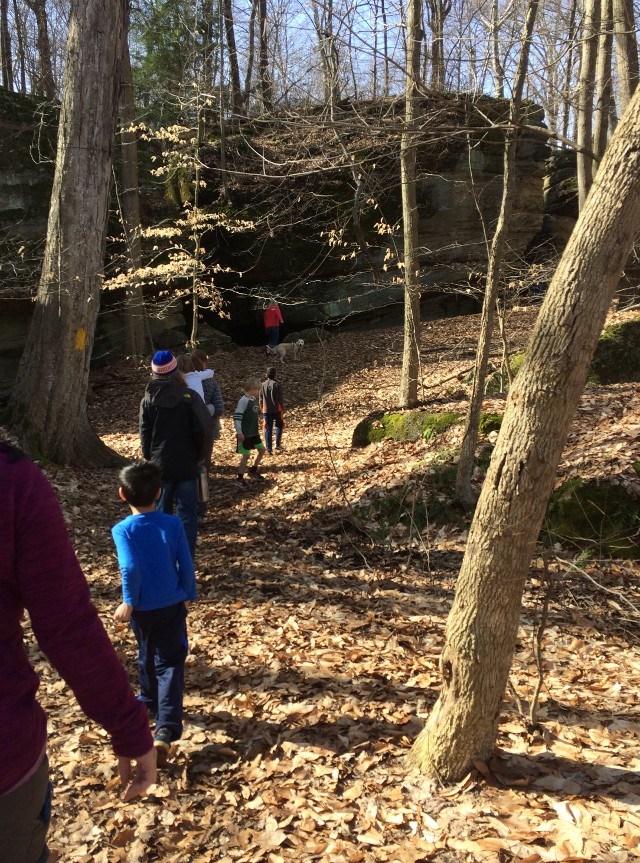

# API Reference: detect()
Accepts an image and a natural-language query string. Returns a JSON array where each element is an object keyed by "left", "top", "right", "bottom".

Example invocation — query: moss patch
[
  {"left": 485, "top": 352, "right": 525, "bottom": 395},
  {"left": 478, "top": 413, "right": 503, "bottom": 434},
  {"left": 588, "top": 317, "right": 640, "bottom": 384},
  {"left": 352, "top": 411, "right": 461, "bottom": 447},
  {"left": 542, "top": 477, "right": 640, "bottom": 559}
]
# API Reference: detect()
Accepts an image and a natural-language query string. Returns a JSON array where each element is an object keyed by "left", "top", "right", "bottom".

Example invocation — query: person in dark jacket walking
[
  {"left": 260, "top": 367, "right": 284, "bottom": 455},
  {"left": 140, "top": 350, "right": 212, "bottom": 559}
]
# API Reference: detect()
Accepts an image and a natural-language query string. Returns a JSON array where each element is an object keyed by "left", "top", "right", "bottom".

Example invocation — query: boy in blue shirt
[{"left": 112, "top": 461, "right": 196, "bottom": 763}]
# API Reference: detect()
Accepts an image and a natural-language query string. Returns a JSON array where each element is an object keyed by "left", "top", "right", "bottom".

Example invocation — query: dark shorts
[
  {"left": 0, "top": 755, "right": 51, "bottom": 863},
  {"left": 237, "top": 434, "right": 265, "bottom": 456}
]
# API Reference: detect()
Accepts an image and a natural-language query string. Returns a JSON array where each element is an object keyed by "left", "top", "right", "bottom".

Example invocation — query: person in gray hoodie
[{"left": 139, "top": 350, "right": 212, "bottom": 559}]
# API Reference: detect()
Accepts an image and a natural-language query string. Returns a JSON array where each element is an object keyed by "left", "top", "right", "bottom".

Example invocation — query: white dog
[{"left": 266, "top": 339, "right": 304, "bottom": 362}]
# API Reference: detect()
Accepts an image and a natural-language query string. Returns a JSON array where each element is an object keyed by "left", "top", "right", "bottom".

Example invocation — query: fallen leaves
[{"left": 12, "top": 307, "right": 640, "bottom": 862}]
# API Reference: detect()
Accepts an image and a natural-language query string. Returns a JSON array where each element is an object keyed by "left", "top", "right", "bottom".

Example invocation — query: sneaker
[
  {"left": 154, "top": 727, "right": 173, "bottom": 766},
  {"left": 248, "top": 467, "right": 265, "bottom": 481},
  {"left": 234, "top": 477, "right": 249, "bottom": 489}
]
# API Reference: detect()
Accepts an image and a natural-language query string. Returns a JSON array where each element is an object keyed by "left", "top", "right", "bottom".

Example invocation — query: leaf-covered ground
[{"left": 13, "top": 306, "right": 640, "bottom": 863}]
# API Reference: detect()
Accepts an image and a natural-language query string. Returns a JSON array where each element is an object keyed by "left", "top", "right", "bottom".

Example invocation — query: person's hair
[
  {"left": 244, "top": 376, "right": 261, "bottom": 392},
  {"left": 191, "top": 349, "right": 208, "bottom": 371},
  {"left": 266, "top": 367, "right": 277, "bottom": 379},
  {"left": 176, "top": 354, "right": 195, "bottom": 374},
  {"left": 119, "top": 461, "right": 161, "bottom": 507},
  {"left": 0, "top": 441, "right": 25, "bottom": 463}
]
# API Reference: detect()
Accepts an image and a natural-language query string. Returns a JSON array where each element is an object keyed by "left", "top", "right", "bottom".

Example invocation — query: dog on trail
[{"left": 266, "top": 339, "right": 304, "bottom": 362}]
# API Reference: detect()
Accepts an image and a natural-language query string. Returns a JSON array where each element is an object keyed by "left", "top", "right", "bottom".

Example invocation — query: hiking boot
[{"left": 154, "top": 727, "right": 173, "bottom": 766}]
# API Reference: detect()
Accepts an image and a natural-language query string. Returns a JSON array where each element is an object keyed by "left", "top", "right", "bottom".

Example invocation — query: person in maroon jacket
[
  {"left": 263, "top": 300, "right": 283, "bottom": 348},
  {"left": 0, "top": 442, "right": 156, "bottom": 863}
]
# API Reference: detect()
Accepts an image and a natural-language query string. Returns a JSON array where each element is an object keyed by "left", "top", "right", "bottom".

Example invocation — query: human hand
[
  {"left": 237, "top": 432, "right": 245, "bottom": 441},
  {"left": 114, "top": 602, "right": 133, "bottom": 622},
  {"left": 118, "top": 748, "right": 157, "bottom": 801}
]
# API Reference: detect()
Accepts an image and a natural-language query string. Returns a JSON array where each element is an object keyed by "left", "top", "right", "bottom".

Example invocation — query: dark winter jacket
[
  {"left": 260, "top": 379, "right": 284, "bottom": 415},
  {"left": 139, "top": 378, "right": 213, "bottom": 482}
]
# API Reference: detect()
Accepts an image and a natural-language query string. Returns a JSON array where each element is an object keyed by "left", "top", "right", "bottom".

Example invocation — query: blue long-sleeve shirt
[{"left": 112, "top": 511, "right": 196, "bottom": 611}]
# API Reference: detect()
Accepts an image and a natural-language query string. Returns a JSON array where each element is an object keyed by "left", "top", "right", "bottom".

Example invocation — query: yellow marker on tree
[{"left": 75, "top": 328, "right": 86, "bottom": 350}]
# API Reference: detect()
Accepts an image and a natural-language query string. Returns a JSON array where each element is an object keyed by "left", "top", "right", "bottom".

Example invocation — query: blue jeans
[
  {"left": 265, "top": 326, "right": 279, "bottom": 348},
  {"left": 263, "top": 412, "right": 283, "bottom": 453},
  {"left": 158, "top": 479, "right": 198, "bottom": 560},
  {"left": 130, "top": 603, "right": 188, "bottom": 741}
]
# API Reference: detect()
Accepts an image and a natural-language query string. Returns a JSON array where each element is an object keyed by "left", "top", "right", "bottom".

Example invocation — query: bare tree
[
  {"left": 1, "top": 0, "right": 12, "bottom": 89},
  {"left": 577, "top": 0, "right": 600, "bottom": 208},
  {"left": 7, "top": 0, "right": 129, "bottom": 465},
  {"left": 222, "top": 0, "right": 243, "bottom": 114},
  {"left": 408, "top": 83, "right": 640, "bottom": 784},
  {"left": 23, "top": 0, "right": 55, "bottom": 97},
  {"left": 399, "top": 0, "right": 421, "bottom": 407},
  {"left": 593, "top": 0, "right": 613, "bottom": 160},
  {"left": 612, "top": 0, "right": 639, "bottom": 112},
  {"left": 455, "top": 0, "right": 540, "bottom": 507},
  {"left": 118, "top": 38, "right": 146, "bottom": 357}
]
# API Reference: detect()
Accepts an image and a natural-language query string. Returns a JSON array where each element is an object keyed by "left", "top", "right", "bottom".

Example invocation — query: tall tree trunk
[
  {"left": 0, "top": 0, "right": 13, "bottom": 90},
  {"left": 6, "top": 0, "right": 129, "bottom": 466},
  {"left": 311, "top": 0, "right": 335, "bottom": 104},
  {"left": 561, "top": 0, "right": 578, "bottom": 143},
  {"left": 381, "top": 0, "right": 389, "bottom": 95},
  {"left": 24, "top": 0, "right": 55, "bottom": 98},
  {"left": 222, "top": 0, "right": 243, "bottom": 115},
  {"left": 12, "top": 0, "right": 26, "bottom": 92},
  {"left": 593, "top": 0, "right": 613, "bottom": 161},
  {"left": 613, "top": 0, "right": 639, "bottom": 112},
  {"left": 408, "top": 85, "right": 640, "bottom": 784},
  {"left": 455, "top": 0, "right": 539, "bottom": 508},
  {"left": 399, "top": 0, "right": 421, "bottom": 408},
  {"left": 258, "top": 0, "right": 272, "bottom": 112},
  {"left": 427, "top": 0, "right": 451, "bottom": 89},
  {"left": 119, "top": 39, "right": 146, "bottom": 358},
  {"left": 577, "top": 0, "right": 601, "bottom": 208},
  {"left": 244, "top": 0, "right": 257, "bottom": 102},
  {"left": 490, "top": 0, "right": 505, "bottom": 97},
  {"left": 218, "top": 0, "right": 231, "bottom": 205}
]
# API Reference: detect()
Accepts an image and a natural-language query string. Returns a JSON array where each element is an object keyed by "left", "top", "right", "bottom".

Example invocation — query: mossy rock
[
  {"left": 588, "top": 317, "right": 640, "bottom": 384},
  {"left": 478, "top": 413, "right": 503, "bottom": 434},
  {"left": 485, "top": 352, "right": 525, "bottom": 395},
  {"left": 542, "top": 477, "right": 640, "bottom": 559},
  {"left": 352, "top": 410, "right": 461, "bottom": 447}
]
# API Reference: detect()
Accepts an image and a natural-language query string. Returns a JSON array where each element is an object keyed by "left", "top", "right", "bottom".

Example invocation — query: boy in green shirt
[{"left": 233, "top": 377, "right": 266, "bottom": 488}]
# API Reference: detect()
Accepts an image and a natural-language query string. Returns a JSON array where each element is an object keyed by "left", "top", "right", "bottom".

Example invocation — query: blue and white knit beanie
[{"left": 151, "top": 350, "right": 178, "bottom": 376}]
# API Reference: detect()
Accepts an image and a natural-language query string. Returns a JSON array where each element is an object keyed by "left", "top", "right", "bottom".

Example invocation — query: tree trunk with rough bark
[
  {"left": 408, "top": 86, "right": 640, "bottom": 784},
  {"left": 119, "top": 39, "right": 146, "bottom": 358},
  {"left": 455, "top": 0, "right": 539, "bottom": 508},
  {"left": 24, "top": 0, "right": 55, "bottom": 98},
  {"left": 613, "top": 0, "right": 639, "bottom": 112},
  {"left": 577, "top": 0, "right": 601, "bottom": 208},
  {"left": 399, "top": 0, "right": 421, "bottom": 408},
  {"left": 593, "top": 0, "right": 613, "bottom": 161},
  {"left": 222, "top": 0, "right": 243, "bottom": 115},
  {"left": 0, "top": 0, "right": 13, "bottom": 90},
  {"left": 6, "top": 0, "right": 129, "bottom": 466}
]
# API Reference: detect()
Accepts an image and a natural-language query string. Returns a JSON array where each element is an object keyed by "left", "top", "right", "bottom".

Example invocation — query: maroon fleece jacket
[{"left": 0, "top": 445, "right": 152, "bottom": 796}]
